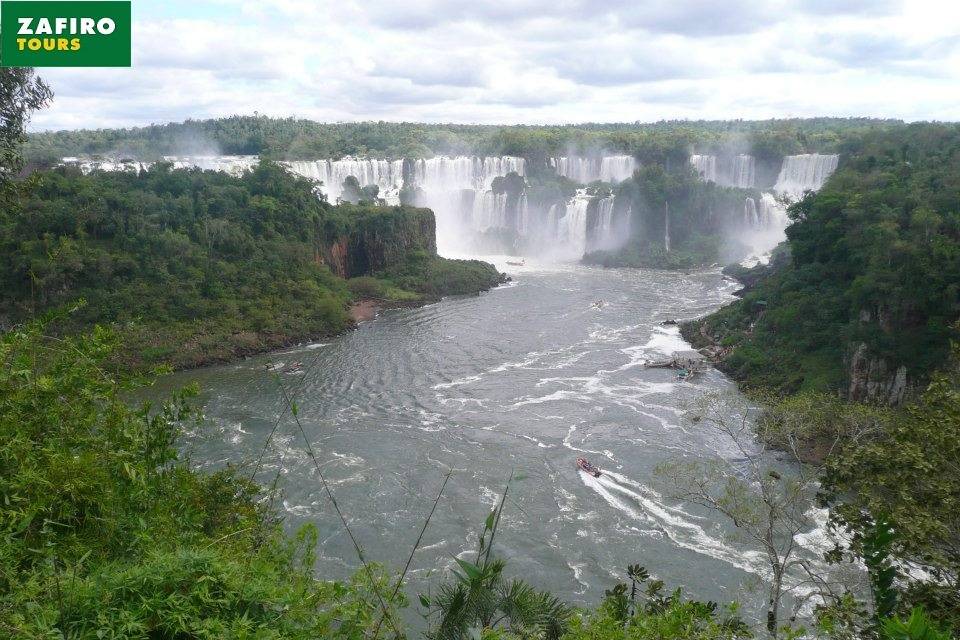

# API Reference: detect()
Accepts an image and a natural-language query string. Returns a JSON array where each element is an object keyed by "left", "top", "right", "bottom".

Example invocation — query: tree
[
  {"left": 821, "top": 343, "right": 960, "bottom": 630},
  {"left": 421, "top": 484, "right": 573, "bottom": 640},
  {"left": 0, "top": 67, "right": 53, "bottom": 202},
  {"left": 657, "top": 393, "right": 860, "bottom": 638}
]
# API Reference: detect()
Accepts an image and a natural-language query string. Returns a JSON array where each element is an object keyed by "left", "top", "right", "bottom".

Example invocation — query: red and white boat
[{"left": 576, "top": 457, "right": 602, "bottom": 477}]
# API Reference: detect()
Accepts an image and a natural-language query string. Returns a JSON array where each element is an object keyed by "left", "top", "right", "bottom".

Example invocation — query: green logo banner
[{"left": 1, "top": 1, "right": 131, "bottom": 67}]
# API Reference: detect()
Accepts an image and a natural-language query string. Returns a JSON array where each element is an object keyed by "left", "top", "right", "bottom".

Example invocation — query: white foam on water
[
  {"left": 641, "top": 325, "right": 689, "bottom": 356},
  {"left": 432, "top": 348, "right": 566, "bottom": 390},
  {"left": 563, "top": 424, "right": 606, "bottom": 456},
  {"left": 581, "top": 470, "right": 771, "bottom": 579},
  {"left": 479, "top": 485, "right": 501, "bottom": 506},
  {"left": 432, "top": 374, "right": 483, "bottom": 390},
  {"left": 512, "top": 389, "right": 587, "bottom": 408},
  {"left": 283, "top": 500, "right": 314, "bottom": 516},
  {"left": 329, "top": 451, "right": 365, "bottom": 467},
  {"left": 567, "top": 561, "right": 590, "bottom": 594}
]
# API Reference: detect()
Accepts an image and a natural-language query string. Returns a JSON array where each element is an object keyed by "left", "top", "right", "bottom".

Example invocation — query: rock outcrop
[
  {"left": 846, "top": 342, "right": 908, "bottom": 406},
  {"left": 320, "top": 206, "right": 437, "bottom": 279}
]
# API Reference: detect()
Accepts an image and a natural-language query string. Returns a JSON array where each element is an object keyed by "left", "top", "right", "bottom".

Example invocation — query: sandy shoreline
[{"left": 349, "top": 299, "right": 380, "bottom": 323}]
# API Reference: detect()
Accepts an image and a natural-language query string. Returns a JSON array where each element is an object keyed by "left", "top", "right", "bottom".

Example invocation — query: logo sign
[{"left": 1, "top": 1, "right": 131, "bottom": 67}]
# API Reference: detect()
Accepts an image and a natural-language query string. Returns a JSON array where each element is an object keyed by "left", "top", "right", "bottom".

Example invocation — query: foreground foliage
[
  {"left": 821, "top": 348, "right": 960, "bottom": 631},
  {"left": 0, "top": 322, "right": 404, "bottom": 637}
]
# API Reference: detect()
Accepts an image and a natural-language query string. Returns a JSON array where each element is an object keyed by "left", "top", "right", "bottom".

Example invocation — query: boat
[
  {"left": 576, "top": 457, "right": 602, "bottom": 477},
  {"left": 591, "top": 299, "right": 606, "bottom": 309},
  {"left": 506, "top": 259, "right": 525, "bottom": 266}
]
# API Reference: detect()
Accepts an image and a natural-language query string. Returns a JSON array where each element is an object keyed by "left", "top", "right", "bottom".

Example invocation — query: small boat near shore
[
  {"left": 506, "top": 259, "right": 526, "bottom": 266},
  {"left": 576, "top": 457, "right": 602, "bottom": 477}
]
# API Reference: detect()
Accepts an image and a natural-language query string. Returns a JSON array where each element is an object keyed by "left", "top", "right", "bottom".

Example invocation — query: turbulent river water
[{"left": 149, "top": 258, "right": 827, "bottom": 619}]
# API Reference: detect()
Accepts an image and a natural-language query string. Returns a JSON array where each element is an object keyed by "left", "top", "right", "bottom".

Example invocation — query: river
[{"left": 147, "top": 258, "right": 824, "bottom": 619}]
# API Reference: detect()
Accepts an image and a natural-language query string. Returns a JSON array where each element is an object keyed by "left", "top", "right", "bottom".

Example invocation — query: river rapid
[{"left": 148, "top": 258, "right": 827, "bottom": 619}]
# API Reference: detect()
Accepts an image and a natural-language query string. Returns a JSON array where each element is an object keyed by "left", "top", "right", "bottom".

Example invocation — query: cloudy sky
[{"left": 28, "top": 0, "right": 960, "bottom": 131}]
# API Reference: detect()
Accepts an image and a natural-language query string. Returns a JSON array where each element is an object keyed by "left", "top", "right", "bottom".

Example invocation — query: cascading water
[
  {"left": 166, "top": 155, "right": 259, "bottom": 175},
  {"left": 471, "top": 191, "right": 509, "bottom": 231},
  {"left": 689, "top": 154, "right": 755, "bottom": 188},
  {"left": 664, "top": 202, "right": 671, "bottom": 252},
  {"left": 687, "top": 151, "right": 838, "bottom": 263},
  {"left": 744, "top": 197, "right": 759, "bottom": 227},
  {"left": 743, "top": 193, "right": 790, "bottom": 229},
  {"left": 740, "top": 156, "right": 837, "bottom": 262},
  {"left": 555, "top": 192, "right": 591, "bottom": 258},
  {"left": 284, "top": 158, "right": 404, "bottom": 204},
  {"left": 773, "top": 154, "right": 839, "bottom": 200},
  {"left": 405, "top": 156, "right": 526, "bottom": 254},
  {"left": 63, "top": 155, "right": 259, "bottom": 176},
  {"left": 550, "top": 155, "right": 637, "bottom": 183},
  {"left": 411, "top": 156, "right": 525, "bottom": 192},
  {"left": 689, "top": 154, "right": 718, "bottom": 183},
  {"left": 731, "top": 155, "right": 756, "bottom": 189},
  {"left": 594, "top": 197, "right": 615, "bottom": 246},
  {"left": 61, "top": 151, "right": 628, "bottom": 260}
]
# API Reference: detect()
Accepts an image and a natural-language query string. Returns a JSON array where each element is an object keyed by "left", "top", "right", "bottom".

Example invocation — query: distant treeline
[{"left": 26, "top": 115, "right": 904, "bottom": 164}]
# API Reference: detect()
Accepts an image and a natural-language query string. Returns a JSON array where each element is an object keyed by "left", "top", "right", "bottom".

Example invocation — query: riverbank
[
  {"left": 111, "top": 270, "right": 506, "bottom": 372},
  {"left": 350, "top": 299, "right": 380, "bottom": 322}
]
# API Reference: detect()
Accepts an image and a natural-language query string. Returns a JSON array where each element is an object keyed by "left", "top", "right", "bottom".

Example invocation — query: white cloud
[{"left": 27, "top": 0, "right": 960, "bottom": 131}]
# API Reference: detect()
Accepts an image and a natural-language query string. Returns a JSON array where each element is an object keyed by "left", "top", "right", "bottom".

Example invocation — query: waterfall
[
  {"left": 664, "top": 202, "right": 671, "bottom": 252},
  {"left": 773, "top": 154, "right": 839, "bottom": 199},
  {"left": 743, "top": 193, "right": 790, "bottom": 229},
  {"left": 407, "top": 156, "right": 525, "bottom": 252},
  {"left": 65, "top": 155, "right": 260, "bottom": 176},
  {"left": 731, "top": 154, "right": 756, "bottom": 188},
  {"left": 550, "top": 155, "right": 637, "bottom": 183},
  {"left": 167, "top": 155, "right": 259, "bottom": 176},
  {"left": 744, "top": 197, "right": 759, "bottom": 227},
  {"left": 689, "top": 154, "right": 718, "bottom": 183},
  {"left": 690, "top": 153, "right": 755, "bottom": 188},
  {"left": 594, "top": 196, "right": 615, "bottom": 245},
  {"left": 59, "top": 151, "right": 630, "bottom": 258},
  {"left": 557, "top": 192, "right": 591, "bottom": 257},
  {"left": 284, "top": 158, "right": 405, "bottom": 204},
  {"left": 471, "top": 191, "right": 509, "bottom": 231},
  {"left": 287, "top": 155, "right": 526, "bottom": 253},
  {"left": 411, "top": 156, "right": 525, "bottom": 191},
  {"left": 599, "top": 156, "right": 638, "bottom": 182},
  {"left": 759, "top": 192, "right": 788, "bottom": 228}
]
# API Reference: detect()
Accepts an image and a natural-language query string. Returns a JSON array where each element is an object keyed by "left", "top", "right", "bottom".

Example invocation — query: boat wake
[
  {"left": 577, "top": 468, "right": 842, "bottom": 606},
  {"left": 579, "top": 469, "right": 772, "bottom": 579}
]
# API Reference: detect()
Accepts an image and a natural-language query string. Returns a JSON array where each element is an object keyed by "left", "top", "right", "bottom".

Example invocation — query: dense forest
[
  {"left": 25, "top": 115, "right": 902, "bottom": 164},
  {"left": 0, "top": 161, "right": 504, "bottom": 369},
  {"left": 684, "top": 123, "right": 960, "bottom": 400}
]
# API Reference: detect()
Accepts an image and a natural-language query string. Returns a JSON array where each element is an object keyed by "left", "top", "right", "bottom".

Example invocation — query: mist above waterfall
[
  {"left": 282, "top": 153, "right": 637, "bottom": 260},
  {"left": 60, "top": 147, "right": 839, "bottom": 267}
]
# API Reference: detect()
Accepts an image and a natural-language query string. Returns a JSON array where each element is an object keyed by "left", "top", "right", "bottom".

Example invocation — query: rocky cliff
[
  {"left": 321, "top": 206, "right": 438, "bottom": 279},
  {"left": 846, "top": 342, "right": 908, "bottom": 405}
]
